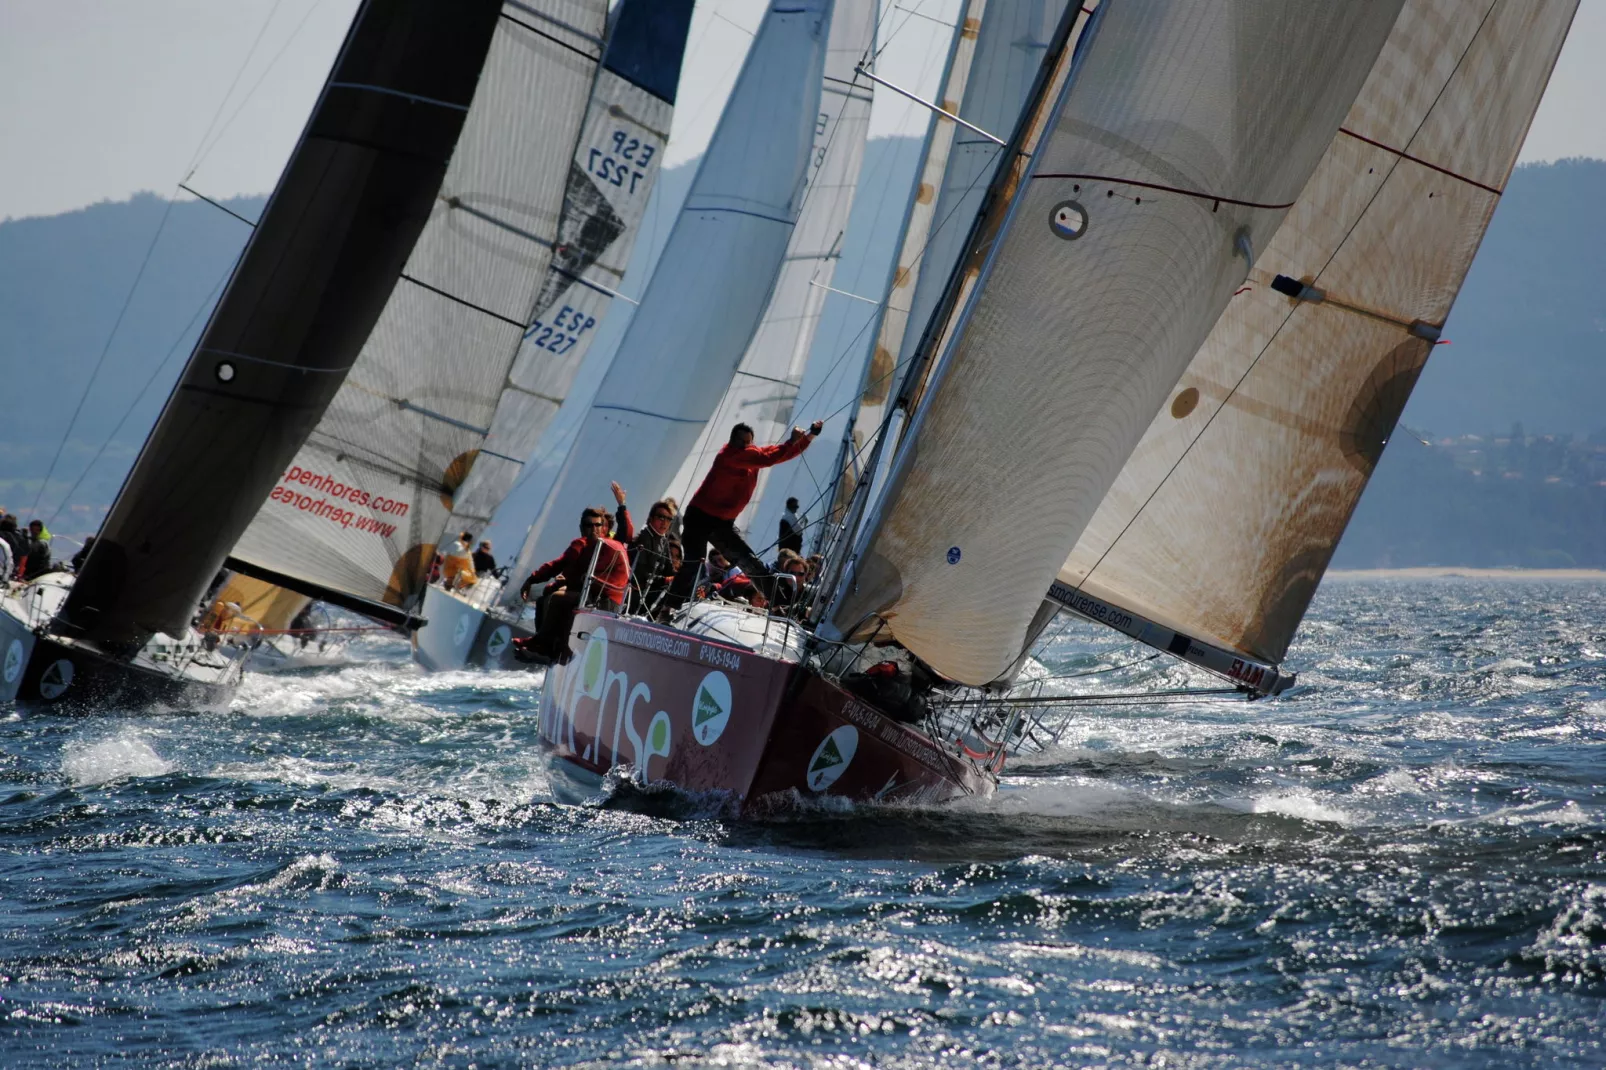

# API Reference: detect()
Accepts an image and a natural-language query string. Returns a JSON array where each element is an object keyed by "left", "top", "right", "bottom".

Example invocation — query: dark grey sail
[{"left": 59, "top": 0, "right": 504, "bottom": 647}]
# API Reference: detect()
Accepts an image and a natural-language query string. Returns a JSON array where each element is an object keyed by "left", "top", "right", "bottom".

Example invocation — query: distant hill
[
  {"left": 1404, "top": 158, "right": 1606, "bottom": 437},
  {"left": 0, "top": 192, "right": 261, "bottom": 533},
  {"left": 2, "top": 155, "right": 1602, "bottom": 566}
]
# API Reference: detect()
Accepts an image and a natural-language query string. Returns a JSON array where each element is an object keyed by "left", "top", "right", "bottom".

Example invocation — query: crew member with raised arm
[{"left": 667, "top": 420, "right": 821, "bottom": 606}]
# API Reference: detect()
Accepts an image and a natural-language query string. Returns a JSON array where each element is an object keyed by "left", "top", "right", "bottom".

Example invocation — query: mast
[
  {"left": 60, "top": 0, "right": 505, "bottom": 647},
  {"left": 226, "top": 0, "right": 696, "bottom": 622},
  {"left": 1049, "top": 0, "right": 1580, "bottom": 694},
  {"left": 509, "top": 0, "right": 876, "bottom": 590},
  {"left": 823, "top": 1, "right": 1407, "bottom": 686}
]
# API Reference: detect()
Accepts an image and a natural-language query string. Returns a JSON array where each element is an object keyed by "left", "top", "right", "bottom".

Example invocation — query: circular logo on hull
[
  {"left": 452, "top": 614, "right": 473, "bottom": 649},
  {"left": 485, "top": 625, "right": 512, "bottom": 660},
  {"left": 806, "top": 725, "right": 859, "bottom": 792},
  {"left": 691, "top": 671, "right": 732, "bottom": 746},
  {"left": 645, "top": 711, "right": 673, "bottom": 764},
  {"left": 38, "top": 659, "right": 74, "bottom": 701},
  {"left": 3, "top": 639, "right": 23, "bottom": 684}
]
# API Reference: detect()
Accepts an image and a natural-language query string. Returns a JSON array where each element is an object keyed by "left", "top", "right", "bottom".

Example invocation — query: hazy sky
[{"left": 1, "top": 1, "right": 1601, "bottom": 222}]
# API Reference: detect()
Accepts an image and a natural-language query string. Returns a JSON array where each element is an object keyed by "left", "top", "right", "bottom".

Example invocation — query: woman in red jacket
[
  {"left": 667, "top": 419, "right": 821, "bottom": 607},
  {"left": 517, "top": 506, "right": 630, "bottom": 660}
]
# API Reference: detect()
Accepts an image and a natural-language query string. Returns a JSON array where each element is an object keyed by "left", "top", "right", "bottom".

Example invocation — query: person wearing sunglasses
[{"left": 515, "top": 506, "right": 630, "bottom": 661}]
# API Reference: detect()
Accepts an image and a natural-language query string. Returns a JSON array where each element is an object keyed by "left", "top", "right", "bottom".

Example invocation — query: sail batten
[
  {"left": 1057, "top": 0, "right": 1579, "bottom": 669},
  {"left": 827, "top": 0, "right": 1408, "bottom": 686}
]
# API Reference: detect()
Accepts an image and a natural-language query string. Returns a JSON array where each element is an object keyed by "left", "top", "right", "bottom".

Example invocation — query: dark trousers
[{"left": 668, "top": 506, "right": 776, "bottom": 606}]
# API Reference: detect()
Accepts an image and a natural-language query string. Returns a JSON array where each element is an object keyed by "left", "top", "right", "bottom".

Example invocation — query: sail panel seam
[
  {"left": 1337, "top": 126, "right": 1503, "bottom": 197},
  {"left": 593, "top": 404, "right": 704, "bottom": 425},
  {"left": 1030, "top": 172, "right": 1297, "bottom": 211}
]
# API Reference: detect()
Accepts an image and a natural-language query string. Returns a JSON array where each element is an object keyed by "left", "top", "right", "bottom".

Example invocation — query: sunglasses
[{"left": 649, "top": 512, "right": 671, "bottom": 521}]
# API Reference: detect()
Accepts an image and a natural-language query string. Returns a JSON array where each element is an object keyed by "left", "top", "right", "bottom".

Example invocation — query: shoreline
[{"left": 1326, "top": 567, "right": 1606, "bottom": 581}]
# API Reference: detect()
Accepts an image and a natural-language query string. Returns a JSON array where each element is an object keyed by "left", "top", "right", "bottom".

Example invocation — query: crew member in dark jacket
[
  {"left": 667, "top": 420, "right": 820, "bottom": 606},
  {"left": 21, "top": 520, "right": 51, "bottom": 580},
  {"left": 472, "top": 540, "right": 497, "bottom": 575}
]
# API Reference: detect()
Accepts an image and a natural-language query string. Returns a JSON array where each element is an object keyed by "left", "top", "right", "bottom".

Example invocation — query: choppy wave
[{"left": 0, "top": 579, "right": 1603, "bottom": 1066}]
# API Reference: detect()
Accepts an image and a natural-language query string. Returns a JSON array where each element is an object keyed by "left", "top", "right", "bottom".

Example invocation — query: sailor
[
  {"left": 625, "top": 497, "right": 678, "bottom": 614},
  {"left": 778, "top": 497, "right": 806, "bottom": 555},
  {"left": 772, "top": 548, "right": 810, "bottom": 608},
  {"left": 71, "top": 535, "right": 95, "bottom": 571},
  {"left": 440, "top": 531, "right": 477, "bottom": 589},
  {"left": 517, "top": 506, "right": 630, "bottom": 659},
  {"left": 668, "top": 420, "right": 821, "bottom": 606},
  {"left": 472, "top": 540, "right": 497, "bottom": 576},
  {"left": 21, "top": 520, "right": 51, "bottom": 580},
  {"left": 0, "top": 516, "right": 24, "bottom": 579},
  {"left": 0, "top": 525, "right": 12, "bottom": 587}
]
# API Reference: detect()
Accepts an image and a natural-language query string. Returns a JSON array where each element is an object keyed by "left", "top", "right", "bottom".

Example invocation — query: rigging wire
[
  {"left": 45, "top": 274, "right": 233, "bottom": 527},
  {"left": 30, "top": 0, "right": 300, "bottom": 521}
]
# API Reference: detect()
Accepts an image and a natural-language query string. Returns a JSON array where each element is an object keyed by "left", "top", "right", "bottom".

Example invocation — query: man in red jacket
[
  {"left": 516, "top": 506, "right": 630, "bottom": 660},
  {"left": 668, "top": 419, "right": 821, "bottom": 607}
]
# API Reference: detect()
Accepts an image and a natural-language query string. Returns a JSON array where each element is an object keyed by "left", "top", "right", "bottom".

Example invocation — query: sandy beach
[{"left": 1326, "top": 567, "right": 1606, "bottom": 581}]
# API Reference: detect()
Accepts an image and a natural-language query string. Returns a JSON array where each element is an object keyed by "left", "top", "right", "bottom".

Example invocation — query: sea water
[{"left": 1, "top": 578, "right": 1602, "bottom": 1067}]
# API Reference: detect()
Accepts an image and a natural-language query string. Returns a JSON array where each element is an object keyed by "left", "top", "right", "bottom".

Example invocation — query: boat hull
[
  {"left": 1, "top": 606, "right": 236, "bottom": 710},
  {"left": 413, "top": 584, "right": 541, "bottom": 672},
  {"left": 536, "top": 610, "right": 992, "bottom": 810}
]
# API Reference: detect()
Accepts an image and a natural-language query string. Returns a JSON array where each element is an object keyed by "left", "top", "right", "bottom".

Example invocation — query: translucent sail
[
  {"left": 61, "top": 0, "right": 506, "bottom": 644},
  {"left": 229, "top": 1, "right": 693, "bottom": 614},
  {"left": 511, "top": 0, "right": 875, "bottom": 586},
  {"left": 1056, "top": 0, "right": 1579, "bottom": 672},
  {"left": 444, "top": 0, "right": 697, "bottom": 535},
  {"left": 859, "top": 0, "right": 1068, "bottom": 459},
  {"left": 752, "top": 0, "right": 997, "bottom": 549},
  {"left": 827, "top": 1, "right": 1405, "bottom": 686}
]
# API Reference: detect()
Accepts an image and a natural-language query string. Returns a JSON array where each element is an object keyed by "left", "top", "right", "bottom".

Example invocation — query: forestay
[
  {"left": 826, "top": 1, "right": 1405, "bottom": 686},
  {"left": 512, "top": 0, "right": 875, "bottom": 585},
  {"left": 1057, "top": 0, "right": 1579, "bottom": 671},
  {"left": 229, "top": 1, "right": 662, "bottom": 614}
]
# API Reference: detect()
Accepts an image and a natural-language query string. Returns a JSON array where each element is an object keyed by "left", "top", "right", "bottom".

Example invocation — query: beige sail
[
  {"left": 826, "top": 1, "right": 1405, "bottom": 686},
  {"left": 1058, "top": 0, "right": 1578, "bottom": 670},
  {"left": 201, "top": 575, "right": 310, "bottom": 637}
]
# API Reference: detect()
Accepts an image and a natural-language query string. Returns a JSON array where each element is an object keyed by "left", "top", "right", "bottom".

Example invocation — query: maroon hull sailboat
[
  {"left": 538, "top": 607, "right": 993, "bottom": 808},
  {"left": 534, "top": 0, "right": 1578, "bottom": 812}
]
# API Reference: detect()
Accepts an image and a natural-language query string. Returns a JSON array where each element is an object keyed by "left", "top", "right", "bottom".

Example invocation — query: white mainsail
[
  {"left": 826, "top": 1, "right": 1407, "bottom": 686},
  {"left": 229, "top": 1, "right": 686, "bottom": 612},
  {"left": 512, "top": 0, "right": 875, "bottom": 583},
  {"left": 1054, "top": 0, "right": 1579, "bottom": 675}
]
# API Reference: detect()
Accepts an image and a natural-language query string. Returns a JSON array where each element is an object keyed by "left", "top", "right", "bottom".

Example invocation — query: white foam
[
  {"left": 1240, "top": 791, "right": 1351, "bottom": 825},
  {"left": 63, "top": 733, "right": 175, "bottom": 785}
]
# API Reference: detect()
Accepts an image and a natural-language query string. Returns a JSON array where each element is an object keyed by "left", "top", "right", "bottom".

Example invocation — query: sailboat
[
  {"left": 206, "top": 0, "right": 689, "bottom": 677},
  {"left": 420, "top": 0, "right": 877, "bottom": 673},
  {"left": 0, "top": 0, "right": 516, "bottom": 708},
  {"left": 403, "top": 0, "right": 697, "bottom": 673},
  {"left": 532, "top": 0, "right": 1574, "bottom": 810}
]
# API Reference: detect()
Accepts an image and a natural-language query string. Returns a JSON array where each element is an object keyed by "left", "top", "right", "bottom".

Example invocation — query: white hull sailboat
[{"left": 2, "top": 0, "right": 513, "bottom": 708}]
